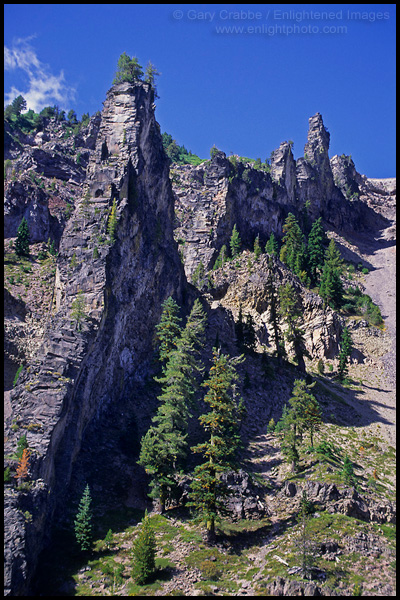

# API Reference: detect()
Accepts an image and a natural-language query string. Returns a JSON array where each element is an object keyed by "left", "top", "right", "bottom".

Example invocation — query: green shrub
[
  {"left": 199, "top": 560, "right": 222, "bottom": 581},
  {"left": 4, "top": 467, "right": 11, "bottom": 483}
]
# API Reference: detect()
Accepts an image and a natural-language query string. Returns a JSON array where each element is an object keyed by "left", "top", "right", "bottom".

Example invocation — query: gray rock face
[
  {"left": 4, "top": 81, "right": 185, "bottom": 596},
  {"left": 270, "top": 141, "right": 297, "bottom": 205},
  {"left": 281, "top": 479, "right": 396, "bottom": 524},
  {"left": 206, "top": 253, "right": 342, "bottom": 359},
  {"left": 220, "top": 469, "right": 269, "bottom": 520},
  {"left": 4, "top": 179, "right": 59, "bottom": 242}
]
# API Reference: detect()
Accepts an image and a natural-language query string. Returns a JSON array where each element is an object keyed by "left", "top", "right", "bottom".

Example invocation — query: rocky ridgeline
[
  {"left": 4, "top": 91, "right": 396, "bottom": 596},
  {"left": 4, "top": 81, "right": 185, "bottom": 596},
  {"left": 172, "top": 112, "right": 387, "bottom": 282}
]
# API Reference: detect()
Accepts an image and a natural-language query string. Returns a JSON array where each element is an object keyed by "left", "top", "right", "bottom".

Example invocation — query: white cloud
[{"left": 4, "top": 37, "right": 76, "bottom": 112}]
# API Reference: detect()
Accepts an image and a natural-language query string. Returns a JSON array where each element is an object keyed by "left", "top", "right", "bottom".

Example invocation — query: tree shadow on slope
[{"left": 33, "top": 505, "right": 145, "bottom": 596}]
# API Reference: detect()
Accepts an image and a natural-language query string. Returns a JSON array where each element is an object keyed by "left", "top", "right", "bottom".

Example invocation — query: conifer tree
[
  {"left": 253, "top": 234, "right": 262, "bottom": 261},
  {"left": 144, "top": 61, "right": 161, "bottom": 97},
  {"left": 188, "top": 350, "right": 244, "bottom": 543},
  {"left": 294, "top": 490, "right": 317, "bottom": 579},
  {"left": 338, "top": 326, "right": 352, "bottom": 381},
  {"left": 74, "top": 484, "right": 93, "bottom": 552},
  {"left": 154, "top": 296, "right": 182, "bottom": 369},
  {"left": 139, "top": 300, "right": 207, "bottom": 512},
  {"left": 265, "top": 259, "right": 285, "bottom": 361},
  {"left": 15, "top": 217, "right": 30, "bottom": 257},
  {"left": 307, "top": 217, "right": 328, "bottom": 286},
  {"left": 279, "top": 213, "right": 306, "bottom": 276},
  {"left": 113, "top": 52, "right": 143, "bottom": 84},
  {"left": 278, "top": 283, "right": 307, "bottom": 372},
  {"left": 229, "top": 224, "right": 241, "bottom": 258},
  {"left": 213, "top": 244, "right": 227, "bottom": 270},
  {"left": 303, "top": 391, "right": 323, "bottom": 448},
  {"left": 319, "top": 239, "right": 344, "bottom": 309},
  {"left": 131, "top": 511, "right": 156, "bottom": 584},
  {"left": 281, "top": 379, "right": 320, "bottom": 469},
  {"left": 265, "top": 232, "right": 279, "bottom": 256}
]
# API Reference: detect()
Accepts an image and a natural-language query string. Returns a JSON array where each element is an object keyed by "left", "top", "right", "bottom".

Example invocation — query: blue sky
[{"left": 4, "top": 4, "right": 396, "bottom": 177}]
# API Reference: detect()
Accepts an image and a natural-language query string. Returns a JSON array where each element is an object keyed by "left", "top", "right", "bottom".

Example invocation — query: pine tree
[
  {"left": 319, "top": 239, "right": 344, "bottom": 309},
  {"left": 307, "top": 217, "right": 328, "bottom": 286},
  {"left": 229, "top": 224, "right": 241, "bottom": 258},
  {"left": 188, "top": 350, "right": 244, "bottom": 543},
  {"left": 293, "top": 490, "right": 317, "bottom": 579},
  {"left": 265, "top": 232, "right": 279, "bottom": 256},
  {"left": 139, "top": 300, "right": 207, "bottom": 512},
  {"left": 278, "top": 283, "right": 307, "bottom": 372},
  {"left": 74, "top": 484, "right": 93, "bottom": 552},
  {"left": 265, "top": 260, "right": 285, "bottom": 361},
  {"left": 213, "top": 244, "right": 227, "bottom": 270},
  {"left": 154, "top": 296, "right": 182, "bottom": 369},
  {"left": 303, "top": 392, "right": 323, "bottom": 448},
  {"left": 15, "top": 217, "right": 30, "bottom": 257},
  {"left": 113, "top": 52, "right": 143, "bottom": 84},
  {"left": 131, "top": 511, "right": 156, "bottom": 584},
  {"left": 279, "top": 213, "right": 306, "bottom": 276},
  {"left": 338, "top": 326, "right": 352, "bottom": 381},
  {"left": 281, "top": 380, "right": 309, "bottom": 471},
  {"left": 253, "top": 234, "right": 262, "bottom": 261}
]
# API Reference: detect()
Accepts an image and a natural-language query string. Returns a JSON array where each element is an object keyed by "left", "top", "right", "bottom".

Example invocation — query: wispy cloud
[{"left": 4, "top": 37, "right": 76, "bottom": 112}]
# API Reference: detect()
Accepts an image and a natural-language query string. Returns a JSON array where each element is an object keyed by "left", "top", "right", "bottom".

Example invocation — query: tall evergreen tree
[
  {"left": 307, "top": 217, "right": 328, "bottom": 286},
  {"left": 15, "top": 217, "right": 30, "bottom": 257},
  {"left": 265, "top": 232, "right": 279, "bottom": 256},
  {"left": 229, "top": 224, "right": 241, "bottom": 258},
  {"left": 74, "top": 484, "right": 93, "bottom": 552},
  {"left": 139, "top": 300, "right": 207, "bottom": 512},
  {"left": 188, "top": 350, "right": 244, "bottom": 543},
  {"left": 265, "top": 259, "right": 286, "bottom": 361},
  {"left": 278, "top": 283, "right": 307, "bottom": 372},
  {"left": 319, "top": 239, "right": 344, "bottom": 309},
  {"left": 303, "top": 392, "right": 323, "bottom": 448},
  {"left": 213, "top": 244, "right": 228, "bottom": 270},
  {"left": 279, "top": 213, "right": 307, "bottom": 276},
  {"left": 154, "top": 296, "right": 182, "bottom": 369},
  {"left": 281, "top": 379, "right": 317, "bottom": 471},
  {"left": 131, "top": 511, "right": 156, "bottom": 584}
]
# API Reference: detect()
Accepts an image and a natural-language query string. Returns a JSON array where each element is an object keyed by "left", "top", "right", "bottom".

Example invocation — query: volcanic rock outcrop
[{"left": 4, "top": 81, "right": 185, "bottom": 596}]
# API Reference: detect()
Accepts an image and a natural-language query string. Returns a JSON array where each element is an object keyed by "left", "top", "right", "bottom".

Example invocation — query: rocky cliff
[
  {"left": 4, "top": 81, "right": 185, "bottom": 595},
  {"left": 4, "top": 89, "right": 395, "bottom": 596},
  {"left": 173, "top": 113, "right": 389, "bottom": 282}
]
